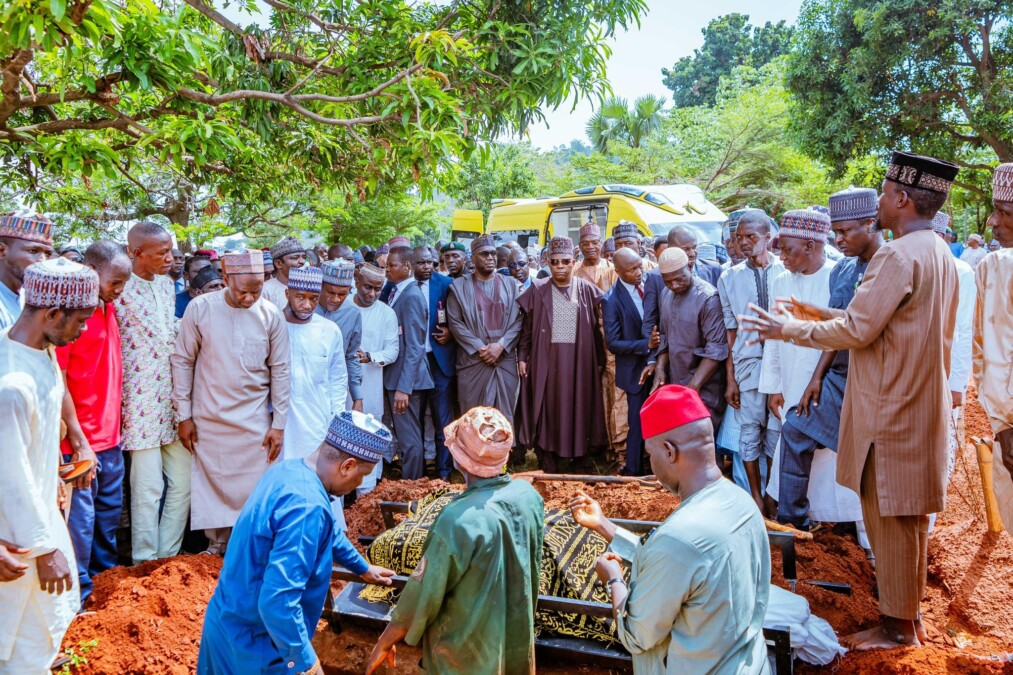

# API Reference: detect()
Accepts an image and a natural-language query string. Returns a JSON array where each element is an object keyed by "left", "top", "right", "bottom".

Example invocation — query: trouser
[
  {"left": 63, "top": 447, "right": 124, "bottom": 603},
  {"left": 130, "top": 439, "right": 191, "bottom": 564},
  {"left": 386, "top": 389, "right": 425, "bottom": 480},
  {"left": 535, "top": 448, "right": 592, "bottom": 474},
  {"left": 860, "top": 446, "right": 929, "bottom": 621},
  {"left": 204, "top": 528, "right": 231, "bottom": 556},
  {"left": 0, "top": 594, "right": 62, "bottom": 674},
  {"left": 777, "top": 414, "right": 819, "bottom": 528},
  {"left": 623, "top": 386, "right": 649, "bottom": 476},
  {"left": 735, "top": 388, "right": 779, "bottom": 462},
  {"left": 421, "top": 353, "right": 455, "bottom": 477}
]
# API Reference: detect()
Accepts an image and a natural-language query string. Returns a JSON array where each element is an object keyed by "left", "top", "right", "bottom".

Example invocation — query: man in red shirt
[{"left": 57, "top": 240, "right": 132, "bottom": 602}]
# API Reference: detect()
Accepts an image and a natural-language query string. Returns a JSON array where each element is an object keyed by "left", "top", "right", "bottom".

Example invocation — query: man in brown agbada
[{"left": 741, "top": 151, "right": 959, "bottom": 651}]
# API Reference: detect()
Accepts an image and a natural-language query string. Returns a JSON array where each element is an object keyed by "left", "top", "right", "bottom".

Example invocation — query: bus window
[
  {"left": 492, "top": 230, "right": 539, "bottom": 249},
  {"left": 547, "top": 204, "right": 608, "bottom": 242}
]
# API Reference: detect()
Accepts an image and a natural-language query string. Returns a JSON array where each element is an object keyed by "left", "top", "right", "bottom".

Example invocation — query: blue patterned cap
[
  {"left": 698, "top": 243, "right": 717, "bottom": 262},
  {"left": 828, "top": 187, "right": 878, "bottom": 223},
  {"left": 287, "top": 265, "right": 322, "bottom": 292},
  {"left": 602, "top": 237, "right": 615, "bottom": 253},
  {"left": 324, "top": 410, "right": 392, "bottom": 463},
  {"left": 23, "top": 258, "right": 98, "bottom": 309},
  {"left": 352, "top": 250, "right": 365, "bottom": 265},
  {"left": 262, "top": 250, "right": 274, "bottom": 268},
  {"left": 321, "top": 259, "right": 355, "bottom": 287},
  {"left": 613, "top": 220, "right": 639, "bottom": 240}
]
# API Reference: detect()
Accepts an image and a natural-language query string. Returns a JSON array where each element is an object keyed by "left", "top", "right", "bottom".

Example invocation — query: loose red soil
[{"left": 63, "top": 388, "right": 1013, "bottom": 673}]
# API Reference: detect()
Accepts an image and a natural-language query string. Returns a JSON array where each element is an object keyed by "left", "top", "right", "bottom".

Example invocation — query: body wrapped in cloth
[{"left": 363, "top": 489, "right": 631, "bottom": 645}]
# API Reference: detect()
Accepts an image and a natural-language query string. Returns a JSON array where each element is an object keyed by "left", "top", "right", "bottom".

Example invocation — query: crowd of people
[{"left": 0, "top": 150, "right": 1011, "bottom": 674}]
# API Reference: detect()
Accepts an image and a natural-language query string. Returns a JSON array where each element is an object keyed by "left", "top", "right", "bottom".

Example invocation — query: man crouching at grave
[
  {"left": 570, "top": 385, "right": 771, "bottom": 674},
  {"left": 366, "top": 407, "right": 545, "bottom": 675}
]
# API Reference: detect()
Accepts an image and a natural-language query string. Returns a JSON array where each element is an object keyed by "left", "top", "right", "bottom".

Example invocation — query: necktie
[
  {"left": 389, "top": 286, "right": 397, "bottom": 303},
  {"left": 636, "top": 284, "right": 644, "bottom": 300}
]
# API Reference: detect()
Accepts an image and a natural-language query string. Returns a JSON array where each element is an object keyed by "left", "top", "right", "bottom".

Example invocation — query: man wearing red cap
[{"left": 571, "top": 384, "right": 770, "bottom": 674}]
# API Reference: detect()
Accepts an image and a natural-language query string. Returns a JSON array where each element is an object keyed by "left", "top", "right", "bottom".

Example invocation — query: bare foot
[{"left": 842, "top": 625, "right": 920, "bottom": 651}]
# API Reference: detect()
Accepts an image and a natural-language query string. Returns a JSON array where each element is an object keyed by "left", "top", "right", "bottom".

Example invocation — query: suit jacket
[
  {"left": 602, "top": 283, "right": 651, "bottom": 394},
  {"left": 641, "top": 261, "right": 724, "bottom": 338},
  {"left": 383, "top": 282, "right": 435, "bottom": 394},
  {"left": 423, "top": 272, "right": 455, "bottom": 377},
  {"left": 380, "top": 281, "right": 394, "bottom": 305},
  {"left": 696, "top": 258, "right": 723, "bottom": 286}
]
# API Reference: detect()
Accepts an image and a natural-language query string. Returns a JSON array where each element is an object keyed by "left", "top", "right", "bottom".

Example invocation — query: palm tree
[{"left": 586, "top": 94, "right": 667, "bottom": 152}]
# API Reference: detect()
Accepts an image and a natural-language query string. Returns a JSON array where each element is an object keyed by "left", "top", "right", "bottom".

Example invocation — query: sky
[{"left": 523, "top": 0, "right": 804, "bottom": 150}]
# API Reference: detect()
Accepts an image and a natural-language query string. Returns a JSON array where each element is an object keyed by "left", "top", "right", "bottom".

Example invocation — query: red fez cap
[{"left": 640, "top": 385, "right": 711, "bottom": 440}]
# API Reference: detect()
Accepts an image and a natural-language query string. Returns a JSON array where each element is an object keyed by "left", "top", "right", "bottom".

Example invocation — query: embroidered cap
[
  {"left": 387, "top": 235, "right": 411, "bottom": 249},
  {"left": 222, "top": 249, "right": 265, "bottom": 275},
  {"left": 698, "top": 243, "right": 717, "bottom": 262},
  {"left": 613, "top": 221, "right": 639, "bottom": 241},
  {"left": 287, "top": 265, "right": 323, "bottom": 293},
  {"left": 602, "top": 237, "right": 615, "bottom": 254},
  {"left": 22, "top": 258, "right": 98, "bottom": 309},
  {"left": 930, "top": 211, "right": 951, "bottom": 235},
  {"left": 262, "top": 250, "right": 274, "bottom": 271},
  {"left": 885, "top": 151, "right": 959, "bottom": 195},
  {"left": 322, "top": 259, "right": 355, "bottom": 287},
  {"left": 471, "top": 234, "right": 497, "bottom": 253},
  {"left": 779, "top": 209, "right": 832, "bottom": 242},
  {"left": 658, "top": 247, "right": 689, "bottom": 274},
  {"left": 375, "top": 244, "right": 390, "bottom": 255},
  {"left": 0, "top": 211, "right": 54, "bottom": 246},
  {"left": 993, "top": 163, "right": 1013, "bottom": 202},
  {"left": 829, "top": 187, "right": 879, "bottom": 223},
  {"left": 358, "top": 263, "right": 386, "bottom": 284},
  {"left": 579, "top": 221, "right": 602, "bottom": 241},
  {"left": 270, "top": 236, "right": 305, "bottom": 261},
  {"left": 352, "top": 250, "right": 365, "bottom": 265},
  {"left": 547, "top": 236, "right": 574, "bottom": 257},
  {"left": 324, "top": 410, "right": 393, "bottom": 464}
]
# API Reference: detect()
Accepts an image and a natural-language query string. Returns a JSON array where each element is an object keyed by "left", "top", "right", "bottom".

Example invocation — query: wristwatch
[{"left": 607, "top": 577, "right": 626, "bottom": 589}]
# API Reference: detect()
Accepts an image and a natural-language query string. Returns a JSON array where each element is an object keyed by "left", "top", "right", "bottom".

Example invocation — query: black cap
[{"left": 885, "top": 151, "right": 959, "bottom": 194}]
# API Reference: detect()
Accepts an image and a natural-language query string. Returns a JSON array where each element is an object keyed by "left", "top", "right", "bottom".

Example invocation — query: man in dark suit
[
  {"left": 382, "top": 246, "right": 435, "bottom": 479},
  {"left": 602, "top": 248, "right": 660, "bottom": 475},
  {"left": 640, "top": 224, "right": 723, "bottom": 337},
  {"left": 412, "top": 245, "right": 456, "bottom": 479}
]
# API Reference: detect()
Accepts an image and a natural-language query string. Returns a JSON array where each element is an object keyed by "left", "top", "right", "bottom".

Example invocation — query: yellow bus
[
  {"left": 449, "top": 209, "right": 484, "bottom": 246},
  {"left": 486, "top": 184, "right": 726, "bottom": 249}
]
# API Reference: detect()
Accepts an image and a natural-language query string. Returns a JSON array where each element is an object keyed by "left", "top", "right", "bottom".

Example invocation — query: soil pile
[{"left": 63, "top": 555, "right": 222, "bottom": 674}]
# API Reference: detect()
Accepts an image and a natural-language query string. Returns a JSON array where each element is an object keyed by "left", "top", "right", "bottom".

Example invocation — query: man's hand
[
  {"left": 777, "top": 296, "right": 833, "bottom": 322},
  {"left": 432, "top": 325, "right": 451, "bottom": 346},
  {"left": 365, "top": 643, "right": 396, "bottom": 675},
  {"left": 0, "top": 539, "right": 29, "bottom": 582},
  {"left": 357, "top": 349, "right": 371, "bottom": 364},
  {"left": 361, "top": 565, "right": 396, "bottom": 586},
  {"left": 951, "top": 391, "right": 963, "bottom": 408},
  {"left": 997, "top": 428, "right": 1013, "bottom": 481},
  {"left": 738, "top": 303, "right": 787, "bottom": 345},
  {"left": 652, "top": 367, "right": 667, "bottom": 392},
  {"left": 768, "top": 393, "right": 785, "bottom": 421},
  {"left": 725, "top": 378, "right": 741, "bottom": 409},
  {"left": 479, "top": 342, "right": 505, "bottom": 365},
  {"left": 67, "top": 439, "right": 97, "bottom": 490},
  {"left": 594, "top": 552, "right": 624, "bottom": 585},
  {"left": 518, "top": 361, "right": 528, "bottom": 378},
  {"left": 352, "top": 399, "right": 364, "bottom": 413},
  {"left": 296, "top": 659, "right": 320, "bottom": 675},
  {"left": 569, "top": 490, "right": 604, "bottom": 532},
  {"left": 393, "top": 391, "right": 409, "bottom": 414},
  {"left": 57, "top": 480, "right": 69, "bottom": 511},
  {"left": 262, "top": 429, "right": 284, "bottom": 462},
  {"left": 797, "top": 378, "right": 822, "bottom": 417},
  {"left": 37, "top": 550, "right": 73, "bottom": 594},
  {"left": 178, "top": 419, "right": 198, "bottom": 454},
  {"left": 648, "top": 326, "right": 660, "bottom": 350},
  {"left": 638, "top": 364, "right": 656, "bottom": 386}
]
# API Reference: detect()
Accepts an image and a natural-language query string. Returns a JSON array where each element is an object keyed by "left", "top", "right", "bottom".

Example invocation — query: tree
[
  {"left": 786, "top": 0, "right": 1012, "bottom": 179},
  {"left": 443, "top": 142, "right": 537, "bottom": 218},
  {"left": 585, "top": 94, "right": 665, "bottom": 152},
  {"left": 661, "top": 14, "right": 793, "bottom": 108},
  {"left": 1, "top": 0, "right": 648, "bottom": 235}
]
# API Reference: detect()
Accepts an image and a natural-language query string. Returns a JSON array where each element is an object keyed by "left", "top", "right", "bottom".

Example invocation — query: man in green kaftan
[{"left": 367, "top": 407, "right": 544, "bottom": 675}]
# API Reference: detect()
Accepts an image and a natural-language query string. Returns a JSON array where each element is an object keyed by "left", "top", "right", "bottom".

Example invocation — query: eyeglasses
[
  {"left": 507, "top": 262, "right": 527, "bottom": 269},
  {"left": 549, "top": 258, "right": 573, "bottom": 266},
  {"left": 475, "top": 250, "right": 497, "bottom": 258}
]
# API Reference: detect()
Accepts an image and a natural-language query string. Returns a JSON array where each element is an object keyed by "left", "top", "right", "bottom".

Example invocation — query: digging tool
[
  {"left": 972, "top": 436, "right": 1005, "bottom": 533},
  {"left": 518, "top": 472, "right": 663, "bottom": 488},
  {"left": 764, "top": 518, "right": 814, "bottom": 541}
]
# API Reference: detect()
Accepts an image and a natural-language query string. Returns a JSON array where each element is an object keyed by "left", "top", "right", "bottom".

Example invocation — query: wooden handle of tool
[
  {"left": 764, "top": 518, "right": 813, "bottom": 540},
  {"left": 974, "top": 438, "right": 1005, "bottom": 533}
]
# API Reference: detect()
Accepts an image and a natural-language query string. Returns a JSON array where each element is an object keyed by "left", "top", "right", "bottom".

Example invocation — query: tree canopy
[
  {"left": 0, "top": 0, "right": 646, "bottom": 243},
  {"left": 585, "top": 94, "right": 665, "bottom": 152},
  {"left": 661, "top": 13, "right": 792, "bottom": 108}
]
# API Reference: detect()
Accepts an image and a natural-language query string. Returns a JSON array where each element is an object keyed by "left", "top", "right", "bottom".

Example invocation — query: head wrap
[
  {"left": 22, "top": 258, "right": 98, "bottom": 309},
  {"left": 262, "top": 250, "right": 274, "bottom": 270},
  {"left": 195, "top": 249, "right": 219, "bottom": 260},
  {"left": 547, "top": 236, "right": 574, "bottom": 257},
  {"left": 993, "top": 163, "right": 1013, "bottom": 202},
  {"left": 441, "top": 241, "right": 467, "bottom": 254},
  {"left": 698, "top": 243, "right": 717, "bottom": 262},
  {"left": 0, "top": 211, "right": 54, "bottom": 246},
  {"left": 324, "top": 411, "right": 393, "bottom": 464},
  {"left": 358, "top": 262, "right": 386, "bottom": 284},
  {"left": 602, "top": 237, "right": 616, "bottom": 254},
  {"left": 885, "top": 151, "right": 959, "bottom": 195},
  {"left": 192, "top": 264, "right": 222, "bottom": 291},
  {"left": 352, "top": 249, "right": 365, "bottom": 265},
  {"left": 829, "top": 186, "right": 879, "bottom": 223},
  {"left": 930, "top": 211, "right": 951, "bottom": 235},
  {"left": 579, "top": 221, "right": 602, "bottom": 241},
  {"left": 471, "top": 234, "right": 497, "bottom": 253},
  {"left": 387, "top": 235, "right": 411, "bottom": 249},
  {"left": 444, "top": 407, "right": 513, "bottom": 478},
  {"left": 222, "top": 249, "right": 265, "bottom": 275},
  {"left": 375, "top": 243, "right": 390, "bottom": 256},
  {"left": 640, "top": 385, "right": 711, "bottom": 440},
  {"left": 658, "top": 247, "right": 689, "bottom": 274},
  {"left": 287, "top": 264, "right": 323, "bottom": 293},
  {"left": 779, "top": 209, "right": 832, "bottom": 242},
  {"left": 270, "top": 236, "right": 305, "bottom": 261},
  {"left": 613, "top": 221, "right": 639, "bottom": 241},
  {"left": 322, "top": 259, "right": 355, "bottom": 287}
]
